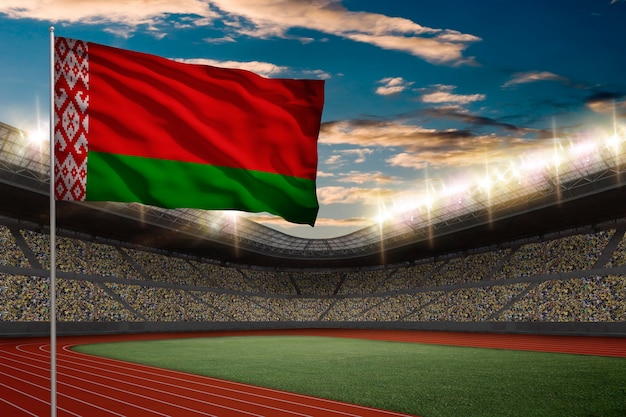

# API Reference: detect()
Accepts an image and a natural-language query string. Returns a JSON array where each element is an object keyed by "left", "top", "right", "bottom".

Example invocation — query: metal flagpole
[{"left": 49, "top": 25, "right": 57, "bottom": 417}]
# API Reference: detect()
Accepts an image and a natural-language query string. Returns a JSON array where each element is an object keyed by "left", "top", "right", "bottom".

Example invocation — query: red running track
[{"left": 1, "top": 329, "right": 625, "bottom": 417}]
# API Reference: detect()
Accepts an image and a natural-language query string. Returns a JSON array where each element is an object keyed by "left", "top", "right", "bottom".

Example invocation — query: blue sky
[{"left": 1, "top": 0, "right": 625, "bottom": 239}]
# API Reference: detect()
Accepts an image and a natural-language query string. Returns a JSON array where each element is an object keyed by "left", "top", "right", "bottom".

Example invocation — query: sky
[{"left": 1, "top": 0, "right": 625, "bottom": 239}]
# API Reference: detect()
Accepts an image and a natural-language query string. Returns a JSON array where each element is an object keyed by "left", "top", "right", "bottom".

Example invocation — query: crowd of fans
[
  {"left": 377, "top": 262, "right": 442, "bottom": 292},
  {"left": 1, "top": 224, "right": 625, "bottom": 324},
  {"left": 0, "top": 273, "right": 48, "bottom": 321},
  {"left": 492, "top": 230, "right": 613, "bottom": 280},
  {"left": 20, "top": 229, "right": 144, "bottom": 280},
  {"left": 291, "top": 271, "right": 342, "bottom": 295},
  {"left": 606, "top": 235, "right": 626, "bottom": 268},
  {"left": 0, "top": 226, "right": 30, "bottom": 268},
  {"left": 497, "top": 275, "right": 626, "bottom": 321},
  {"left": 190, "top": 260, "right": 259, "bottom": 292},
  {"left": 241, "top": 270, "right": 297, "bottom": 295},
  {"left": 411, "top": 283, "right": 530, "bottom": 321},
  {"left": 339, "top": 269, "right": 391, "bottom": 294}
]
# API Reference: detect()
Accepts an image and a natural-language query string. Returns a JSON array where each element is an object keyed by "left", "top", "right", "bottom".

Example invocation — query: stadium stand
[{"left": 1, "top": 218, "right": 625, "bottom": 336}]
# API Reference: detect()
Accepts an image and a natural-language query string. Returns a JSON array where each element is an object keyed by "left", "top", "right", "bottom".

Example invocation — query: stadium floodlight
[
  {"left": 604, "top": 132, "right": 622, "bottom": 157},
  {"left": 375, "top": 201, "right": 391, "bottom": 226},
  {"left": 570, "top": 140, "right": 598, "bottom": 159}
]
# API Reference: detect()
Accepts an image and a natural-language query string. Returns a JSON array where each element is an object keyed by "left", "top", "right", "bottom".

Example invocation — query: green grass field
[{"left": 74, "top": 335, "right": 626, "bottom": 417}]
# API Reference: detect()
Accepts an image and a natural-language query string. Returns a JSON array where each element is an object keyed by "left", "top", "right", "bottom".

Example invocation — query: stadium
[{"left": 1, "top": 119, "right": 626, "bottom": 416}]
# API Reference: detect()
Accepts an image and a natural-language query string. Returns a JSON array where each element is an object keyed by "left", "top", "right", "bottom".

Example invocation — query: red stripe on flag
[{"left": 87, "top": 41, "right": 324, "bottom": 180}]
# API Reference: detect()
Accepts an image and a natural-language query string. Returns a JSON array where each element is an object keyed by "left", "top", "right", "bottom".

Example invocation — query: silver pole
[{"left": 48, "top": 25, "right": 57, "bottom": 417}]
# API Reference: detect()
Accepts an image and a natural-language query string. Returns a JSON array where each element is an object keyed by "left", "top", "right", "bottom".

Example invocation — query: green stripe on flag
[{"left": 86, "top": 151, "right": 319, "bottom": 225}]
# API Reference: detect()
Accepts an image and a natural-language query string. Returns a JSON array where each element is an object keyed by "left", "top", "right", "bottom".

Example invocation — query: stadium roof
[{"left": 2, "top": 120, "right": 626, "bottom": 269}]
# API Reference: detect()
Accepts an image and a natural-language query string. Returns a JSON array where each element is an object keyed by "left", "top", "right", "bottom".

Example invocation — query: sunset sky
[{"left": 1, "top": 0, "right": 625, "bottom": 238}]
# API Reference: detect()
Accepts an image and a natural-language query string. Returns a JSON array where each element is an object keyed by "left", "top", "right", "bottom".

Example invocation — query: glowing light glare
[
  {"left": 604, "top": 133, "right": 622, "bottom": 152},
  {"left": 215, "top": 210, "right": 242, "bottom": 229},
  {"left": 422, "top": 193, "right": 435, "bottom": 211},
  {"left": 493, "top": 168, "right": 508, "bottom": 184},
  {"left": 225, "top": 210, "right": 241, "bottom": 256},
  {"left": 570, "top": 140, "right": 597, "bottom": 157},
  {"left": 28, "top": 128, "right": 48, "bottom": 145},
  {"left": 228, "top": 210, "right": 242, "bottom": 223},
  {"left": 549, "top": 139, "right": 566, "bottom": 170},
  {"left": 375, "top": 202, "right": 391, "bottom": 226},
  {"left": 440, "top": 182, "right": 470, "bottom": 198},
  {"left": 391, "top": 198, "right": 418, "bottom": 216},
  {"left": 366, "top": 122, "right": 626, "bottom": 227},
  {"left": 520, "top": 152, "right": 550, "bottom": 175},
  {"left": 478, "top": 176, "right": 493, "bottom": 192},
  {"left": 508, "top": 161, "right": 523, "bottom": 182},
  {"left": 551, "top": 153, "right": 563, "bottom": 170},
  {"left": 374, "top": 193, "right": 435, "bottom": 226}
]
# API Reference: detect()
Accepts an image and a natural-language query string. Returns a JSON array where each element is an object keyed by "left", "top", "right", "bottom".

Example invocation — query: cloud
[
  {"left": 389, "top": 132, "right": 547, "bottom": 169},
  {"left": 335, "top": 171, "right": 401, "bottom": 185},
  {"left": 175, "top": 58, "right": 330, "bottom": 78},
  {"left": 420, "top": 108, "right": 524, "bottom": 132},
  {"left": 585, "top": 91, "right": 626, "bottom": 114},
  {"left": 502, "top": 71, "right": 569, "bottom": 88},
  {"left": 0, "top": 0, "right": 480, "bottom": 65},
  {"left": 175, "top": 58, "right": 288, "bottom": 77},
  {"left": 202, "top": 36, "right": 236, "bottom": 44},
  {"left": 209, "top": 0, "right": 480, "bottom": 65},
  {"left": 310, "top": 217, "right": 374, "bottom": 228},
  {"left": 102, "top": 27, "right": 136, "bottom": 39},
  {"left": 324, "top": 154, "right": 344, "bottom": 167},
  {"left": 386, "top": 145, "right": 514, "bottom": 170},
  {"left": 255, "top": 214, "right": 373, "bottom": 229},
  {"left": 208, "top": 0, "right": 442, "bottom": 39},
  {"left": 320, "top": 118, "right": 473, "bottom": 149},
  {"left": 323, "top": 148, "right": 374, "bottom": 169},
  {"left": 376, "top": 77, "right": 414, "bottom": 96},
  {"left": 337, "top": 148, "right": 373, "bottom": 163},
  {"left": 345, "top": 32, "right": 478, "bottom": 65},
  {"left": 301, "top": 69, "right": 333, "bottom": 80},
  {"left": 317, "top": 186, "right": 399, "bottom": 205},
  {"left": 0, "top": 0, "right": 214, "bottom": 28},
  {"left": 420, "top": 84, "right": 485, "bottom": 104},
  {"left": 321, "top": 116, "right": 548, "bottom": 171}
]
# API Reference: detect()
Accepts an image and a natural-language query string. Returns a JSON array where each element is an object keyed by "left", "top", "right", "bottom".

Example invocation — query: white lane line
[
  {"left": 0, "top": 357, "right": 181, "bottom": 417},
  {"left": 63, "top": 342, "right": 414, "bottom": 417},
  {"left": 4, "top": 347, "right": 261, "bottom": 417},
  {"left": 0, "top": 379, "right": 83, "bottom": 417},
  {"left": 62, "top": 347, "right": 363, "bottom": 417},
  {"left": 15, "top": 340, "right": 413, "bottom": 417},
  {"left": 0, "top": 387, "right": 42, "bottom": 417}
]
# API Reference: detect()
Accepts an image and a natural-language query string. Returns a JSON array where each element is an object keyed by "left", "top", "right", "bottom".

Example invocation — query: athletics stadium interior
[{"left": 1, "top": 120, "right": 625, "bottom": 337}]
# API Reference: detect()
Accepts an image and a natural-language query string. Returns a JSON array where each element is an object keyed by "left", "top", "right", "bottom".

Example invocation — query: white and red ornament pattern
[{"left": 54, "top": 37, "right": 88, "bottom": 201}]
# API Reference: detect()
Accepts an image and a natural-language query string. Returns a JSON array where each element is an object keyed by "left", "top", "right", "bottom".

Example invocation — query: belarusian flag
[{"left": 54, "top": 37, "right": 324, "bottom": 226}]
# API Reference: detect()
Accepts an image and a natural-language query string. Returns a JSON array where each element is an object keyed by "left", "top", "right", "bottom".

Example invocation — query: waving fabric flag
[{"left": 54, "top": 37, "right": 324, "bottom": 225}]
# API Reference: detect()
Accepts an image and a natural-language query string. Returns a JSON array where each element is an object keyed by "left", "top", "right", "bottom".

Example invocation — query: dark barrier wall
[{"left": 2, "top": 321, "right": 625, "bottom": 338}]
